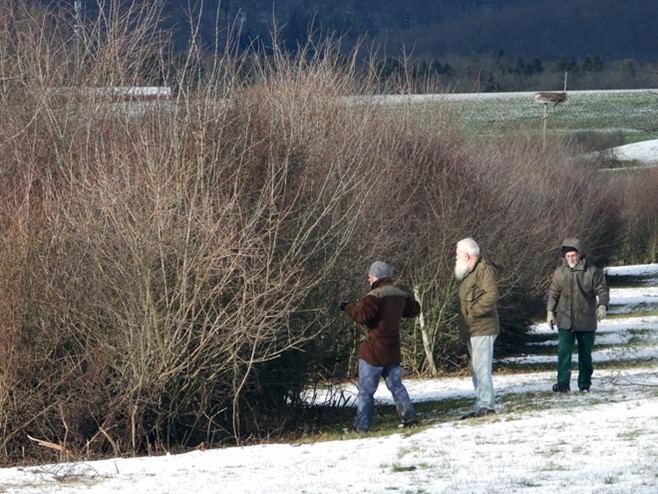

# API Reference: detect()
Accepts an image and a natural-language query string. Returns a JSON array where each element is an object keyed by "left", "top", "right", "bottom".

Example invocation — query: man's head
[
  {"left": 455, "top": 237, "right": 480, "bottom": 281},
  {"left": 368, "top": 261, "right": 392, "bottom": 285},
  {"left": 561, "top": 238, "right": 584, "bottom": 268},
  {"left": 564, "top": 249, "right": 581, "bottom": 268}
]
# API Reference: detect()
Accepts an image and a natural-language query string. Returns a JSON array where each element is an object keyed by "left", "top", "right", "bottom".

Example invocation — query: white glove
[
  {"left": 547, "top": 311, "right": 555, "bottom": 330},
  {"left": 596, "top": 305, "right": 607, "bottom": 321}
]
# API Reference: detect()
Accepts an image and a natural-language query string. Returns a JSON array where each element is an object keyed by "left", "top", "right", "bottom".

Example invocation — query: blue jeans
[
  {"left": 353, "top": 359, "right": 417, "bottom": 432},
  {"left": 467, "top": 335, "right": 497, "bottom": 413}
]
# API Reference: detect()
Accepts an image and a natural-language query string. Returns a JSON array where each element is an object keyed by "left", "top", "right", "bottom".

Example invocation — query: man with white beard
[
  {"left": 455, "top": 237, "right": 500, "bottom": 419},
  {"left": 546, "top": 238, "right": 609, "bottom": 393}
]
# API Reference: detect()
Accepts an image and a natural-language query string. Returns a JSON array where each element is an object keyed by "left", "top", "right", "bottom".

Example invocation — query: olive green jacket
[
  {"left": 457, "top": 258, "right": 500, "bottom": 343},
  {"left": 546, "top": 258, "right": 609, "bottom": 331}
]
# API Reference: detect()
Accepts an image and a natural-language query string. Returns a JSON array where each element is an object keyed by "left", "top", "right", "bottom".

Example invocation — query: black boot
[{"left": 552, "top": 382, "right": 570, "bottom": 393}]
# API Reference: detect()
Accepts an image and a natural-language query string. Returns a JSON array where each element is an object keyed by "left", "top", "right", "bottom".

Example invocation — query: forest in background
[
  {"left": 48, "top": 0, "right": 658, "bottom": 92},
  {"left": 155, "top": 0, "right": 658, "bottom": 63}
]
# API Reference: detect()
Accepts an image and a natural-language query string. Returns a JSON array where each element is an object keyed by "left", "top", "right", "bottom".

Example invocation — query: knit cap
[{"left": 368, "top": 261, "right": 392, "bottom": 279}]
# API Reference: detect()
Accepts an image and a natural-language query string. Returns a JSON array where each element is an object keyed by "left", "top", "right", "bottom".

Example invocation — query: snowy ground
[
  {"left": 1, "top": 263, "right": 657, "bottom": 493},
  {"left": 606, "top": 139, "right": 658, "bottom": 164}
]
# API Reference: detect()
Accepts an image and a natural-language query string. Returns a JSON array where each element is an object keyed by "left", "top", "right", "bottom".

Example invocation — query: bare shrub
[
  {"left": 445, "top": 135, "right": 622, "bottom": 352},
  {"left": 345, "top": 111, "right": 470, "bottom": 376},
  {"left": 611, "top": 168, "right": 658, "bottom": 264},
  {"left": 0, "top": 0, "right": 395, "bottom": 461},
  {"left": 351, "top": 121, "right": 623, "bottom": 372}
]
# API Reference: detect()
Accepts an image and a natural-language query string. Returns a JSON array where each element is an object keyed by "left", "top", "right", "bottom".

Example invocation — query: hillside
[{"left": 56, "top": 0, "right": 658, "bottom": 62}]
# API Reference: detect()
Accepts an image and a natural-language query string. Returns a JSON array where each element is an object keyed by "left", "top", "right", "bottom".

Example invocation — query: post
[
  {"left": 74, "top": 1, "right": 81, "bottom": 70},
  {"left": 542, "top": 102, "right": 548, "bottom": 151}
]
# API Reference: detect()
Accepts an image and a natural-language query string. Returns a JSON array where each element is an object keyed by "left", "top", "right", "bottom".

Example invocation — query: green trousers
[{"left": 557, "top": 328, "right": 595, "bottom": 390}]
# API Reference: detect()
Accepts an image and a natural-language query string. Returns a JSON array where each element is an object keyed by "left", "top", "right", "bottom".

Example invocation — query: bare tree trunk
[{"left": 414, "top": 285, "right": 438, "bottom": 377}]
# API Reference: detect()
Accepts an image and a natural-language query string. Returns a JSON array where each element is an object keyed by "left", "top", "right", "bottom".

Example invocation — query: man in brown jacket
[
  {"left": 547, "top": 238, "right": 609, "bottom": 393},
  {"left": 455, "top": 237, "right": 500, "bottom": 419},
  {"left": 340, "top": 261, "right": 420, "bottom": 432}
]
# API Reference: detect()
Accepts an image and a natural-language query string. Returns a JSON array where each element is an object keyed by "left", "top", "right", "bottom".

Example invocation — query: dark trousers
[{"left": 557, "top": 328, "right": 595, "bottom": 390}]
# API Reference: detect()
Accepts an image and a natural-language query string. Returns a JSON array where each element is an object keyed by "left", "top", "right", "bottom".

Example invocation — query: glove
[
  {"left": 547, "top": 311, "right": 555, "bottom": 330},
  {"left": 339, "top": 301, "right": 349, "bottom": 311},
  {"left": 596, "top": 305, "right": 607, "bottom": 321}
]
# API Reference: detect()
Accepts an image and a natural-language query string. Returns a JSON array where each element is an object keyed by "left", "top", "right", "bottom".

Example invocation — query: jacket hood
[{"left": 561, "top": 237, "right": 585, "bottom": 257}]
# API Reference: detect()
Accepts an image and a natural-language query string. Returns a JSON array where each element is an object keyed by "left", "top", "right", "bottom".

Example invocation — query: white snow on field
[
  {"left": 350, "top": 88, "right": 658, "bottom": 104},
  {"left": 606, "top": 139, "right": 658, "bottom": 164}
]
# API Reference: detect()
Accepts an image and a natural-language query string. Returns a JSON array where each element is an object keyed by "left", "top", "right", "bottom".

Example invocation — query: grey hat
[{"left": 368, "top": 261, "right": 392, "bottom": 279}]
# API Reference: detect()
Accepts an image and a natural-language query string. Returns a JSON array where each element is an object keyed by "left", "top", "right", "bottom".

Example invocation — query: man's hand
[
  {"left": 339, "top": 301, "right": 349, "bottom": 311},
  {"left": 596, "top": 305, "right": 607, "bottom": 321},
  {"left": 547, "top": 311, "right": 556, "bottom": 330}
]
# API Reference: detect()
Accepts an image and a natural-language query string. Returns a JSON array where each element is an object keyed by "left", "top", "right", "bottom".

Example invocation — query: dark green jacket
[
  {"left": 457, "top": 258, "right": 500, "bottom": 344},
  {"left": 547, "top": 258, "right": 609, "bottom": 331}
]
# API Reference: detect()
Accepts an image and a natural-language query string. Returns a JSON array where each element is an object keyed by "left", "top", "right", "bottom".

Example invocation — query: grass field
[{"left": 371, "top": 89, "right": 658, "bottom": 146}]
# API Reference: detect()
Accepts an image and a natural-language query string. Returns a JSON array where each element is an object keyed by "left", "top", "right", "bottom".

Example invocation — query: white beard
[
  {"left": 567, "top": 261, "right": 577, "bottom": 268},
  {"left": 455, "top": 259, "right": 470, "bottom": 281}
]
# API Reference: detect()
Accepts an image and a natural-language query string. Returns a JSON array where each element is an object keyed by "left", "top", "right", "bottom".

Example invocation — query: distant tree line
[
  {"left": 140, "top": 48, "right": 653, "bottom": 95},
  {"left": 369, "top": 51, "right": 653, "bottom": 94}
]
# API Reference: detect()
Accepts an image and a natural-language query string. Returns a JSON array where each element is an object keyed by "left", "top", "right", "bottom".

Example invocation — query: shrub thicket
[
  {"left": 0, "top": 0, "right": 641, "bottom": 464},
  {"left": 610, "top": 168, "right": 658, "bottom": 264}
]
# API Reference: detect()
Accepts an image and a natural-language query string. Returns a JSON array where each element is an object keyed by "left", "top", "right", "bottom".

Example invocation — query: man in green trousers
[{"left": 547, "top": 238, "right": 610, "bottom": 393}]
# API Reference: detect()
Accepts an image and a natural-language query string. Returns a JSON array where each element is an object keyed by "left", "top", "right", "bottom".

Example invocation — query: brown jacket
[
  {"left": 345, "top": 278, "right": 420, "bottom": 366},
  {"left": 547, "top": 256, "right": 609, "bottom": 332},
  {"left": 457, "top": 258, "right": 500, "bottom": 343}
]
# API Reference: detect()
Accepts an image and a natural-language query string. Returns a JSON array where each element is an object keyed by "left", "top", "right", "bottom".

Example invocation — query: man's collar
[{"left": 371, "top": 277, "right": 393, "bottom": 289}]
